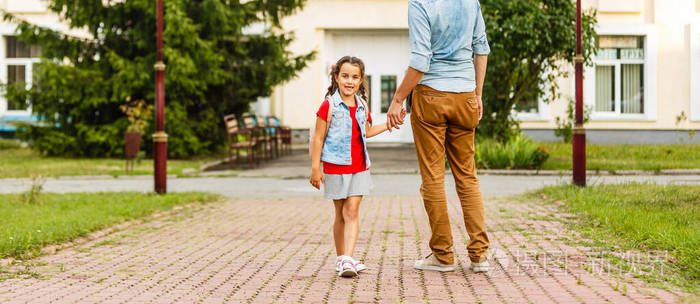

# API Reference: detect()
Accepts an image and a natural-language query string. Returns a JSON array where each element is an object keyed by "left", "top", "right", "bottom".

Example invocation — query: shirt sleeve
[
  {"left": 367, "top": 110, "right": 372, "bottom": 124},
  {"left": 316, "top": 99, "right": 330, "bottom": 122},
  {"left": 407, "top": 0, "right": 432, "bottom": 73},
  {"left": 472, "top": 1, "right": 491, "bottom": 55}
]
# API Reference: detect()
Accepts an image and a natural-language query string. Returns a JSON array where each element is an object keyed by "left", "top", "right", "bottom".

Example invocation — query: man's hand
[
  {"left": 386, "top": 99, "right": 405, "bottom": 131},
  {"left": 476, "top": 95, "right": 483, "bottom": 120},
  {"left": 309, "top": 168, "right": 324, "bottom": 190}
]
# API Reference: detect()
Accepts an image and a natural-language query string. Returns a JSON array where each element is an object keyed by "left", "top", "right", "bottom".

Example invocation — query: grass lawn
[
  {"left": 537, "top": 142, "right": 700, "bottom": 171},
  {"left": 0, "top": 143, "right": 227, "bottom": 178},
  {"left": 532, "top": 183, "right": 699, "bottom": 294},
  {"left": 0, "top": 192, "right": 220, "bottom": 260}
]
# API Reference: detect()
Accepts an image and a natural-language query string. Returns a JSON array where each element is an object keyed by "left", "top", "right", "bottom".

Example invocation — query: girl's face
[{"left": 334, "top": 63, "right": 362, "bottom": 98}]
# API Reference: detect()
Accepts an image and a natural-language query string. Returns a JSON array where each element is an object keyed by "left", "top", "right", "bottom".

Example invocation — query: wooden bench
[
  {"left": 241, "top": 113, "right": 274, "bottom": 161},
  {"left": 223, "top": 114, "right": 261, "bottom": 169},
  {"left": 266, "top": 116, "right": 292, "bottom": 155}
]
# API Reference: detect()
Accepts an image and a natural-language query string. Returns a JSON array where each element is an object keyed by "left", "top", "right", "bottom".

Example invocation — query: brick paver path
[{"left": 0, "top": 196, "right": 689, "bottom": 303}]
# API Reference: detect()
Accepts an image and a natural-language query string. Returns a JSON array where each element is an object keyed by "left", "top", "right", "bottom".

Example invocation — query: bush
[
  {"left": 476, "top": 134, "right": 550, "bottom": 169},
  {"left": 554, "top": 98, "right": 592, "bottom": 143},
  {"left": 478, "top": 0, "right": 597, "bottom": 143},
  {"left": 0, "top": 139, "right": 22, "bottom": 150},
  {"left": 4, "top": 0, "right": 313, "bottom": 158}
]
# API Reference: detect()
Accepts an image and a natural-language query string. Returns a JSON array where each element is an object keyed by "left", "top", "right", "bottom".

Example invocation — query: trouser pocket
[
  {"left": 463, "top": 96, "right": 479, "bottom": 129},
  {"left": 412, "top": 86, "right": 446, "bottom": 125}
]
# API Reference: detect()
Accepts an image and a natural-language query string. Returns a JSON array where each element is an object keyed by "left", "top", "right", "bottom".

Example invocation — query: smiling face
[{"left": 334, "top": 62, "right": 363, "bottom": 98}]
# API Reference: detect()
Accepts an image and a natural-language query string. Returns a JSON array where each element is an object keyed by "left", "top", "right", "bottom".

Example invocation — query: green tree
[
  {"left": 478, "top": 0, "right": 597, "bottom": 143},
  {"left": 4, "top": 0, "right": 313, "bottom": 157}
]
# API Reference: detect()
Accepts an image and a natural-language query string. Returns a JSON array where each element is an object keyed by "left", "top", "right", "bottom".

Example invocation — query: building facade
[
  {"left": 271, "top": 0, "right": 700, "bottom": 144},
  {"left": 2, "top": 0, "right": 699, "bottom": 143},
  {"left": 0, "top": 0, "right": 65, "bottom": 132}
]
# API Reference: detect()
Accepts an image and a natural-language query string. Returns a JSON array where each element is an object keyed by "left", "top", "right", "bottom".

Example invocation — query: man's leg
[
  {"left": 410, "top": 85, "right": 453, "bottom": 265},
  {"left": 445, "top": 92, "right": 489, "bottom": 263}
]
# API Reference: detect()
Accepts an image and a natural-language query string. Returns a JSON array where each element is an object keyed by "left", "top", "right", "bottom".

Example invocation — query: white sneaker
[
  {"left": 351, "top": 258, "right": 367, "bottom": 272},
  {"left": 335, "top": 256, "right": 343, "bottom": 272},
  {"left": 469, "top": 260, "right": 489, "bottom": 273},
  {"left": 339, "top": 258, "right": 358, "bottom": 277},
  {"left": 413, "top": 253, "right": 455, "bottom": 272}
]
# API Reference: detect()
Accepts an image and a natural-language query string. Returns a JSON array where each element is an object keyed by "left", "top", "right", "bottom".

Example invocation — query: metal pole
[
  {"left": 154, "top": 0, "right": 168, "bottom": 193},
  {"left": 573, "top": 0, "right": 586, "bottom": 186}
]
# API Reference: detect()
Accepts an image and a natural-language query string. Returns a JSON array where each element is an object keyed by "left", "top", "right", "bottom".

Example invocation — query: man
[{"left": 387, "top": 0, "right": 490, "bottom": 273}]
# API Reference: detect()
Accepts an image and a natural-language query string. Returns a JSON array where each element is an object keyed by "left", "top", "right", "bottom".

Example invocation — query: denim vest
[{"left": 321, "top": 90, "right": 371, "bottom": 169}]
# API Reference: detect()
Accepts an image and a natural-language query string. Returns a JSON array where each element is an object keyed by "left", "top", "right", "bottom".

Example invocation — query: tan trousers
[{"left": 410, "top": 84, "right": 489, "bottom": 264}]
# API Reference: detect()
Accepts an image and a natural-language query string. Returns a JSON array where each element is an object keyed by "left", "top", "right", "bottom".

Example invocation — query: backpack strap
[
  {"left": 357, "top": 95, "right": 370, "bottom": 127},
  {"left": 323, "top": 96, "right": 333, "bottom": 140},
  {"left": 357, "top": 95, "right": 369, "bottom": 111}
]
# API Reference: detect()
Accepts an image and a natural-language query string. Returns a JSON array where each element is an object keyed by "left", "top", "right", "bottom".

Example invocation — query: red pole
[
  {"left": 573, "top": 0, "right": 586, "bottom": 186},
  {"left": 153, "top": 0, "right": 168, "bottom": 193}
]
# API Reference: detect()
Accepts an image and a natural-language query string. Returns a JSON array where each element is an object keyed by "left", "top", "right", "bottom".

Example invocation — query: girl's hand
[{"left": 310, "top": 168, "right": 324, "bottom": 189}]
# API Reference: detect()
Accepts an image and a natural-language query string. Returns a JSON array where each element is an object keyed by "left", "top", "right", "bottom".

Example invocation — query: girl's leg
[
  {"left": 342, "top": 196, "right": 362, "bottom": 257},
  {"left": 333, "top": 199, "right": 346, "bottom": 256}
]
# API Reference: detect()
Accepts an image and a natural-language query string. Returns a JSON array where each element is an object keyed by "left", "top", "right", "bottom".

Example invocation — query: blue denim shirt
[
  {"left": 321, "top": 90, "right": 371, "bottom": 169},
  {"left": 408, "top": 0, "right": 490, "bottom": 93}
]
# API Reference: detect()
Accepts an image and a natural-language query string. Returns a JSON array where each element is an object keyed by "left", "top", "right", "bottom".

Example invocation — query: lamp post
[
  {"left": 573, "top": 0, "right": 586, "bottom": 186},
  {"left": 153, "top": 0, "right": 168, "bottom": 193}
]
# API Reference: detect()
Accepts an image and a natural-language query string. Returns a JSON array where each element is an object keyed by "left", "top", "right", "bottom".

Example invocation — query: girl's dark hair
[{"left": 325, "top": 56, "right": 368, "bottom": 101}]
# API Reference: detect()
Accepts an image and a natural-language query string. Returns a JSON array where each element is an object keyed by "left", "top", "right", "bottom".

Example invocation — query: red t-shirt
[{"left": 316, "top": 99, "right": 372, "bottom": 174}]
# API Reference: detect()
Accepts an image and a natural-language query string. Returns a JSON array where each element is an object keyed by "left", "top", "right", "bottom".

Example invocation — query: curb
[
  {"left": 0, "top": 174, "right": 179, "bottom": 183},
  {"left": 193, "top": 159, "right": 700, "bottom": 178},
  {"left": 477, "top": 169, "right": 700, "bottom": 176}
]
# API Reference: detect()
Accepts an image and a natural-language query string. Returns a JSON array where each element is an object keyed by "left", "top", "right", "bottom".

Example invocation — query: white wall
[
  {"left": 520, "top": 0, "right": 700, "bottom": 131},
  {"left": 0, "top": 0, "right": 48, "bottom": 13},
  {"left": 274, "top": 0, "right": 409, "bottom": 129}
]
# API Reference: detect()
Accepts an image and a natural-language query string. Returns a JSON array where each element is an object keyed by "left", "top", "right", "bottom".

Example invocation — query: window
[
  {"left": 5, "top": 36, "right": 41, "bottom": 58},
  {"left": 380, "top": 75, "right": 396, "bottom": 113},
  {"left": 512, "top": 83, "right": 551, "bottom": 122},
  {"left": 593, "top": 35, "right": 646, "bottom": 115},
  {"left": 514, "top": 93, "right": 539, "bottom": 114},
  {"left": 583, "top": 25, "right": 657, "bottom": 121},
  {"left": 7, "top": 65, "right": 27, "bottom": 110},
  {"left": 2, "top": 35, "right": 40, "bottom": 112},
  {"left": 595, "top": 65, "right": 614, "bottom": 111},
  {"left": 364, "top": 75, "right": 372, "bottom": 111}
]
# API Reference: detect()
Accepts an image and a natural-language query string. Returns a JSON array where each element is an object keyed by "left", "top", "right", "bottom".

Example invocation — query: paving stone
[{"left": 0, "top": 196, "right": 690, "bottom": 303}]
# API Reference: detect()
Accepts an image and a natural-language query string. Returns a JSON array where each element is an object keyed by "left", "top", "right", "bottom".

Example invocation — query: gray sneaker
[
  {"left": 413, "top": 253, "right": 455, "bottom": 272},
  {"left": 469, "top": 260, "right": 489, "bottom": 273}
]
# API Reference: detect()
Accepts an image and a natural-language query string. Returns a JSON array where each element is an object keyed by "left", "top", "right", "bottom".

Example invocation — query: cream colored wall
[
  {"left": 0, "top": 0, "right": 54, "bottom": 27},
  {"left": 0, "top": 0, "right": 48, "bottom": 13},
  {"left": 521, "top": 0, "right": 700, "bottom": 130},
  {"left": 0, "top": 0, "right": 89, "bottom": 39},
  {"left": 274, "top": 0, "right": 700, "bottom": 131},
  {"left": 273, "top": 0, "right": 408, "bottom": 129},
  {"left": 652, "top": 0, "right": 697, "bottom": 130}
]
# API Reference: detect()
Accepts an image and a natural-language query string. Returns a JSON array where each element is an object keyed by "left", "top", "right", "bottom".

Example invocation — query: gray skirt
[{"left": 324, "top": 170, "right": 372, "bottom": 200}]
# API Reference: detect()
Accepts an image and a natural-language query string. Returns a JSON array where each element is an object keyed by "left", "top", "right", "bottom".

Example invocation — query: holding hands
[{"left": 386, "top": 98, "right": 407, "bottom": 131}]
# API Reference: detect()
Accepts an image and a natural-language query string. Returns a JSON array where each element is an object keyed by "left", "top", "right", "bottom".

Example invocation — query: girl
[{"left": 309, "top": 56, "right": 404, "bottom": 278}]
